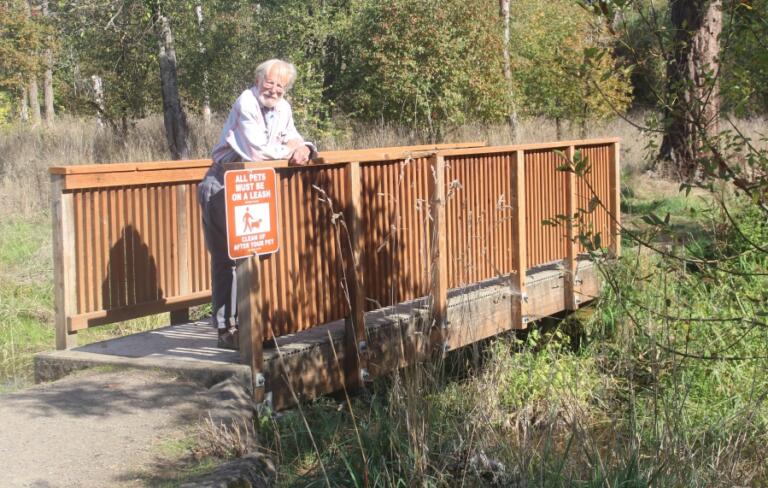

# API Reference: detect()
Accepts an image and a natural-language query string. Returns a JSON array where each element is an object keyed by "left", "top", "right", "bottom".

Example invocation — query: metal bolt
[
  {"left": 358, "top": 340, "right": 368, "bottom": 353},
  {"left": 254, "top": 373, "right": 266, "bottom": 388},
  {"left": 360, "top": 368, "right": 371, "bottom": 382}
]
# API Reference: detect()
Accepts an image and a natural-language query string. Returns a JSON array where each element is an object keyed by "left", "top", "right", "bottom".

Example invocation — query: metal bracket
[
  {"left": 256, "top": 391, "right": 273, "bottom": 415},
  {"left": 522, "top": 315, "right": 530, "bottom": 324},
  {"left": 360, "top": 368, "right": 371, "bottom": 383},
  {"left": 254, "top": 372, "right": 266, "bottom": 389},
  {"left": 358, "top": 340, "right": 368, "bottom": 353},
  {"left": 521, "top": 293, "right": 529, "bottom": 303}
]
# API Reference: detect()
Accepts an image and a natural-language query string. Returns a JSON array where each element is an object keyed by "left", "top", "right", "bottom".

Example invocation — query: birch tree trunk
[
  {"left": 92, "top": 75, "right": 105, "bottom": 128},
  {"left": 19, "top": 87, "right": 29, "bottom": 122},
  {"left": 42, "top": 0, "right": 55, "bottom": 124},
  {"left": 29, "top": 77, "right": 41, "bottom": 126},
  {"left": 499, "top": 0, "right": 518, "bottom": 143},
  {"left": 151, "top": 4, "right": 190, "bottom": 160},
  {"left": 195, "top": 3, "right": 211, "bottom": 126},
  {"left": 658, "top": 0, "right": 722, "bottom": 181}
]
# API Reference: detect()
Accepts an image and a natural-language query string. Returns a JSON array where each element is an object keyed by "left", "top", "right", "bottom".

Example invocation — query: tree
[
  {"left": 148, "top": 0, "right": 189, "bottom": 159},
  {"left": 54, "top": 0, "right": 157, "bottom": 134},
  {"left": 341, "top": 0, "right": 511, "bottom": 141},
  {"left": 0, "top": 0, "right": 46, "bottom": 121},
  {"left": 499, "top": 0, "right": 519, "bottom": 141},
  {"left": 41, "top": 0, "right": 54, "bottom": 123},
  {"left": 658, "top": 0, "right": 722, "bottom": 180},
  {"left": 510, "top": 0, "right": 632, "bottom": 138},
  {"left": 194, "top": 2, "right": 210, "bottom": 125}
]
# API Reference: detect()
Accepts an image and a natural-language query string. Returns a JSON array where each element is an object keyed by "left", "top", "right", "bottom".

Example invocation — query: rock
[{"left": 180, "top": 451, "right": 276, "bottom": 488}]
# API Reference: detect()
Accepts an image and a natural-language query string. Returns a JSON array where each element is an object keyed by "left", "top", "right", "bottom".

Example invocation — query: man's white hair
[{"left": 254, "top": 59, "right": 297, "bottom": 90}]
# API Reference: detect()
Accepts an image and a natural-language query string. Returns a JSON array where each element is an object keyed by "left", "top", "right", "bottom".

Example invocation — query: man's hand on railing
[{"left": 287, "top": 139, "right": 310, "bottom": 166}]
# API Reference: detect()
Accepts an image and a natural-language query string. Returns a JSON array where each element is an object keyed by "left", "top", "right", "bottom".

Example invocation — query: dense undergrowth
[{"left": 260, "top": 186, "right": 768, "bottom": 487}]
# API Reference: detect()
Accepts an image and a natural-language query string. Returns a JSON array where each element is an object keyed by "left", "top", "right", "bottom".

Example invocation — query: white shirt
[{"left": 211, "top": 87, "right": 316, "bottom": 166}]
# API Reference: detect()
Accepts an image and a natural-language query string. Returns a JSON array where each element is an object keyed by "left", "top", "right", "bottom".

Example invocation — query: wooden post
[
  {"left": 511, "top": 150, "right": 528, "bottom": 329},
  {"left": 51, "top": 174, "right": 78, "bottom": 349},
  {"left": 428, "top": 153, "right": 448, "bottom": 354},
  {"left": 564, "top": 145, "right": 579, "bottom": 310},
  {"left": 343, "top": 161, "right": 368, "bottom": 389},
  {"left": 171, "top": 185, "right": 191, "bottom": 325},
  {"left": 609, "top": 141, "right": 621, "bottom": 258},
  {"left": 237, "top": 255, "right": 264, "bottom": 403}
]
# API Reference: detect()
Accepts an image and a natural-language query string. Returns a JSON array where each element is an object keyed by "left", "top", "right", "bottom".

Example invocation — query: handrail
[
  {"left": 49, "top": 139, "right": 621, "bottom": 360},
  {"left": 48, "top": 141, "right": 487, "bottom": 175}
]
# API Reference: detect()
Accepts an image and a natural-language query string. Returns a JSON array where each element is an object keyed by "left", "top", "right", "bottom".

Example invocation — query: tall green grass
[{"left": 256, "top": 189, "right": 768, "bottom": 487}]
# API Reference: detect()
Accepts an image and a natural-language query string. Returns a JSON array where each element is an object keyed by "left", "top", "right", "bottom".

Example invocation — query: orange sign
[{"left": 224, "top": 168, "right": 280, "bottom": 260}]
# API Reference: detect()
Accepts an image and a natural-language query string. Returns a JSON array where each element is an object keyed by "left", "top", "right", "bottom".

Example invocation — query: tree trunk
[
  {"left": 152, "top": 5, "right": 190, "bottom": 160},
  {"left": 499, "top": 0, "right": 518, "bottom": 143},
  {"left": 19, "top": 87, "right": 29, "bottom": 122},
  {"left": 42, "top": 0, "right": 55, "bottom": 124},
  {"left": 29, "top": 77, "right": 41, "bottom": 125},
  {"left": 92, "top": 75, "right": 105, "bottom": 128},
  {"left": 555, "top": 117, "right": 563, "bottom": 141},
  {"left": 658, "top": 0, "right": 722, "bottom": 181},
  {"left": 195, "top": 3, "right": 211, "bottom": 126}
]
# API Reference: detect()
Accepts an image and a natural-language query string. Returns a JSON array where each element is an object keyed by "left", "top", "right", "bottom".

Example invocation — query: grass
[
  {"left": 249, "top": 175, "right": 768, "bottom": 487},
  {"left": 0, "top": 214, "right": 169, "bottom": 392}
]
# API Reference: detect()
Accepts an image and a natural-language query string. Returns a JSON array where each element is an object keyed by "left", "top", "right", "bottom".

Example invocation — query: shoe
[{"left": 217, "top": 328, "right": 239, "bottom": 350}]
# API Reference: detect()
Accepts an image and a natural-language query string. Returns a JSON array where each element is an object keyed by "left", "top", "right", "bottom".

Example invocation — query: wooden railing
[{"left": 50, "top": 139, "right": 620, "bottom": 352}]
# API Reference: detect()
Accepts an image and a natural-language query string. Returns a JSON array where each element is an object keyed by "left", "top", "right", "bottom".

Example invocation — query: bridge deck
[{"left": 35, "top": 259, "right": 600, "bottom": 410}]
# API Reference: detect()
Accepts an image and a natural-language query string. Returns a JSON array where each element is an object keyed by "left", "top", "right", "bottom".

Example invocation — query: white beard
[{"left": 258, "top": 92, "right": 280, "bottom": 109}]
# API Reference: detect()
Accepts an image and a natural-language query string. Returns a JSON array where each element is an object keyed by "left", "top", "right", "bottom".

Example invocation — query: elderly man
[{"left": 198, "top": 59, "right": 317, "bottom": 349}]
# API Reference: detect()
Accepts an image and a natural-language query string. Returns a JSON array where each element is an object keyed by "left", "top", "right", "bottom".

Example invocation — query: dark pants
[{"left": 198, "top": 165, "right": 237, "bottom": 330}]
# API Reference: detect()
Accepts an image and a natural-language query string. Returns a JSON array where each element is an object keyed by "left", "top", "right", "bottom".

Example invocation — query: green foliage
[
  {"left": 53, "top": 0, "right": 158, "bottom": 127},
  {"left": 0, "top": 0, "right": 50, "bottom": 90},
  {"left": 510, "top": 0, "right": 632, "bottom": 124},
  {"left": 340, "top": 0, "right": 511, "bottom": 141},
  {"left": 247, "top": 0, "right": 349, "bottom": 140},
  {"left": 720, "top": 0, "right": 768, "bottom": 115}
]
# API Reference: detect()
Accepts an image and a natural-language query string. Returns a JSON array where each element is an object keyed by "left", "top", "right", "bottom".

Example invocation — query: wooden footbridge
[{"left": 46, "top": 139, "right": 620, "bottom": 409}]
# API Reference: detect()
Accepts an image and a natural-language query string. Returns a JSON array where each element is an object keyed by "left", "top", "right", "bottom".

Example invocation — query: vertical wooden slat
[
  {"left": 237, "top": 256, "right": 265, "bottom": 403},
  {"left": 168, "top": 185, "right": 178, "bottom": 298},
  {"left": 318, "top": 169, "right": 337, "bottom": 323},
  {"left": 74, "top": 192, "right": 86, "bottom": 314},
  {"left": 428, "top": 154, "right": 448, "bottom": 354},
  {"left": 115, "top": 188, "right": 127, "bottom": 307},
  {"left": 512, "top": 150, "right": 528, "bottom": 329},
  {"left": 124, "top": 187, "right": 136, "bottom": 306},
  {"left": 402, "top": 159, "right": 413, "bottom": 296},
  {"left": 106, "top": 189, "right": 118, "bottom": 308},
  {"left": 98, "top": 190, "right": 110, "bottom": 308},
  {"left": 84, "top": 191, "right": 96, "bottom": 312},
  {"left": 564, "top": 145, "right": 578, "bottom": 310},
  {"left": 610, "top": 142, "right": 621, "bottom": 258},
  {"left": 170, "top": 185, "right": 190, "bottom": 324},
  {"left": 51, "top": 175, "right": 78, "bottom": 349},
  {"left": 343, "top": 161, "right": 368, "bottom": 390},
  {"left": 289, "top": 173, "right": 305, "bottom": 330},
  {"left": 148, "top": 187, "right": 160, "bottom": 300},
  {"left": 138, "top": 186, "right": 150, "bottom": 302}
]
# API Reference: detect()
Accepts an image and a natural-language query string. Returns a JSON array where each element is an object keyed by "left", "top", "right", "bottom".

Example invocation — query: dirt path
[{"left": 0, "top": 369, "right": 230, "bottom": 487}]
